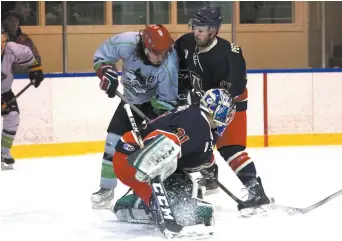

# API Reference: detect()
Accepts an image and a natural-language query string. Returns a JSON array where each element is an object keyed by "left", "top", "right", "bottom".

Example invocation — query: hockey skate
[
  {"left": 91, "top": 188, "right": 114, "bottom": 209},
  {"left": 238, "top": 177, "right": 271, "bottom": 217},
  {"left": 198, "top": 164, "right": 219, "bottom": 194},
  {"left": 1, "top": 152, "right": 15, "bottom": 170}
]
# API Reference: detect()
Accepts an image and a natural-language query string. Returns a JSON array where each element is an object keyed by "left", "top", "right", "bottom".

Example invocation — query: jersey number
[
  {"left": 175, "top": 128, "right": 189, "bottom": 144},
  {"left": 231, "top": 43, "right": 240, "bottom": 54}
]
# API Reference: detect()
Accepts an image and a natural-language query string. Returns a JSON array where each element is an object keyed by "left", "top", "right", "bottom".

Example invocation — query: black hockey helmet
[
  {"left": 189, "top": 6, "right": 222, "bottom": 29},
  {"left": 3, "top": 11, "right": 23, "bottom": 24}
]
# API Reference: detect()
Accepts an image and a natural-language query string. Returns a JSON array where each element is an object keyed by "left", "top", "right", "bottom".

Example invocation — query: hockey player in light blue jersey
[{"left": 91, "top": 25, "right": 179, "bottom": 209}]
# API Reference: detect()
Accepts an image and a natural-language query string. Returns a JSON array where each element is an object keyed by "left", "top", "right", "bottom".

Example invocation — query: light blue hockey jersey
[{"left": 93, "top": 32, "right": 179, "bottom": 110}]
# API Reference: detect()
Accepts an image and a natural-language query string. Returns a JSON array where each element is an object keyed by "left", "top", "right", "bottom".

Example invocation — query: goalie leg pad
[
  {"left": 112, "top": 193, "right": 153, "bottom": 224},
  {"left": 162, "top": 172, "right": 215, "bottom": 227},
  {"left": 113, "top": 151, "right": 153, "bottom": 205},
  {"left": 150, "top": 173, "right": 215, "bottom": 239},
  {"left": 128, "top": 134, "right": 180, "bottom": 182},
  {"left": 113, "top": 134, "right": 180, "bottom": 207}
]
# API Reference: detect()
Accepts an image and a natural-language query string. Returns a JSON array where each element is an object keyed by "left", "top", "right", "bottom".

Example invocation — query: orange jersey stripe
[
  {"left": 121, "top": 131, "right": 139, "bottom": 145},
  {"left": 234, "top": 88, "right": 248, "bottom": 103}
]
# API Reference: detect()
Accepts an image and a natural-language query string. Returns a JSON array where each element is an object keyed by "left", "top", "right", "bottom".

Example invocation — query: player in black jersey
[
  {"left": 175, "top": 6, "right": 270, "bottom": 212},
  {"left": 110, "top": 89, "right": 236, "bottom": 237}
]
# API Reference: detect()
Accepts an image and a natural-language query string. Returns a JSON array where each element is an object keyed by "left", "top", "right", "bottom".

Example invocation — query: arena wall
[{"left": 10, "top": 69, "right": 342, "bottom": 159}]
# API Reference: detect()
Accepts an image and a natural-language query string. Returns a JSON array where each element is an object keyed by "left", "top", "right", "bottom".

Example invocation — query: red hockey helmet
[{"left": 142, "top": 24, "right": 174, "bottom": 54}]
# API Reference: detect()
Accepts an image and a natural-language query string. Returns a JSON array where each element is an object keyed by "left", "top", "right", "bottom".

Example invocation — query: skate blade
[
  {"left": 203, "top": 188, "right": 220, "bottom": 196},
  {"left": 1, "top": 163, "right": 14, "bottom": 170},
  {"left": 239, "top": 197, "right": 275, "bottom": 217},
  {"left": 91, "top": 200, "right": 112, "bottom": 210}
]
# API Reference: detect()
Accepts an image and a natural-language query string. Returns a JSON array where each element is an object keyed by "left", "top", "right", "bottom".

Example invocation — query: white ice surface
[{"left": 1, "top": 146, "right": 341, "bottom": 241}]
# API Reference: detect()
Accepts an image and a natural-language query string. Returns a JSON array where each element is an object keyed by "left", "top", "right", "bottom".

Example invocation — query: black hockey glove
[
  {"left": 1, "top": 99, "right": 9, "bottom": 114},
  {"left": 97, "top": 64, "right": 119, "bottom": 98},
  {"left": 177, "top": 88, "right": 204, "bottom": 106},
  {"left": 191, "top": 88, "right": 204, "bottom": 104},
  {"left": 28, "top": 63, "right": 44, "bottom": 88}
]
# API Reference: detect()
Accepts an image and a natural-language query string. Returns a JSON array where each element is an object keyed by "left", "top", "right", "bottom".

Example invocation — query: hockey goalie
[{"left": 110, "top": 88, "right": 236, "bottom": 238}]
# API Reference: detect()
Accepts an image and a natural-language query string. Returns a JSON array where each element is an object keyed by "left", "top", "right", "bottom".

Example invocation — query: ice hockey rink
[{"left": 1, "top": 146, "right": 341, "bottom": 241}]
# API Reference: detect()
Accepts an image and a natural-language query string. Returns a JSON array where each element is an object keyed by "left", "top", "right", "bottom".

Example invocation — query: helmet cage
[{"left": 200, "top": 89, "right": 236, "bottom": 136}]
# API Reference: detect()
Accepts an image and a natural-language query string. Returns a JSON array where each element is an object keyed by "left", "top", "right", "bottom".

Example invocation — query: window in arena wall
[
  {"left": 45, "top": 1, "right": 105, "bottom": 25},
  {"left": 240, "top": 1, "right": 294, "bottom": 24},
  {"left": 112, "top": 1, "right": 170, "bottom": 25},
  {"left": 177, "top": 1, "right": 232, "bottom": 24},
  {"left": 1, "top": 1, "right": 39, "bottom": 26}
]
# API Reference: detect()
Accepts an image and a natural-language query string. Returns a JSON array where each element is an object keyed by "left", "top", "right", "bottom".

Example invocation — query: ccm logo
[
  {"left": 156, "top": 146, "right": 175, "bottom": 163},
  {"left": 152, "top": 183, "right": 174, "bottom": 220}
]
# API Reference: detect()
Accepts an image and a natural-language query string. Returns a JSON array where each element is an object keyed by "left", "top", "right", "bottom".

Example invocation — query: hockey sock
[{"left": 1, "top": 111, "right": 20, "bottom": 154}]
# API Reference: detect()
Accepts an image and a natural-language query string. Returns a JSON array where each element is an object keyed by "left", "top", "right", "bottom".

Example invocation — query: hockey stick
[
  {"left": 116, "top": 90, "right": 150, "bottom": 122},
  {"left": 11, "top": 82, "right": 33, "bottom": 104},
  {"left": 200, "top": 169, "right": 245, "bottom": 206},
  {"left": 270, "top": 188, "right": 342, "bottom": 215},
  {"left": 123, "top": 103, "right": 183, "bottom": 236},
  {"left": 2, "top": 82, "right": 33, "bottom": 112},
  {"left": 203, "top": 168, "right": 342, "bottom": 215}
]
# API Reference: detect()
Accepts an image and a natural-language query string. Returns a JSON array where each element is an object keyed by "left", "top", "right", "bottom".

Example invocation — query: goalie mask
[
  {"left": 141, "top": 25, "right": 174, "bottom": 66},
  {"left": 200, "top": 88, "right": 236, "bottom": 136}
]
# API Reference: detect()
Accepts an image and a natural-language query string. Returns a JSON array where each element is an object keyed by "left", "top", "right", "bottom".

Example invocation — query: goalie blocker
[{"left": 111, "top": 88, "right": 236, "bottom": 238}]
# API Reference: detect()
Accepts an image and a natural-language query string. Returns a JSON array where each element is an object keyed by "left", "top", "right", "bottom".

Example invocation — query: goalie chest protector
[{"left": 142, "top": 105, "right": 214, "bottom": 169}]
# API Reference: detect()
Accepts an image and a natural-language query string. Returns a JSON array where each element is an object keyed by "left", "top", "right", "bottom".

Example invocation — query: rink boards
[{"left": 10, "top": 69, "right": 342, "bottom": 158}]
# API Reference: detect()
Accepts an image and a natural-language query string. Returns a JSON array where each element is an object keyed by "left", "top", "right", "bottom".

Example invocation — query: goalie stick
[{"left": 123, "top": 103, "right": 183, "bottom": 238}]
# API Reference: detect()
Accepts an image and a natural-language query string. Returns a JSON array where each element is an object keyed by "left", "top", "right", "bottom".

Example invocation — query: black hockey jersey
[
  {"left": 175, "top": 33, "right": 247, "bottom": 103},
  {"left": 141, "top": 105, "right": 214, "bottom": 170}
]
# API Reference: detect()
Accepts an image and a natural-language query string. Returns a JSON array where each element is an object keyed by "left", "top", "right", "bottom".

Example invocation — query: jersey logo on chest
[{"left": 123, "top": 68, "right": 154, "bottom": 95}]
